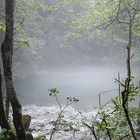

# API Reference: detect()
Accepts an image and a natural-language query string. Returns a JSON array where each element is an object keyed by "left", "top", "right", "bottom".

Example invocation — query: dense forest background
[{"left": 1, "top": 0, "right": 140, "bottom": 77}]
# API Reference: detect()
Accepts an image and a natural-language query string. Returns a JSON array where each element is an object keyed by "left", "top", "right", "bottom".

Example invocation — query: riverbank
[{"left": 22, "top": 104, "right": 98, "bottom": 140}]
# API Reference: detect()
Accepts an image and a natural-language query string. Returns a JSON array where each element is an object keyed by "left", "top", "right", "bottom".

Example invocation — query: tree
[
  {"left": 62, "top": 0, "right": 140, "bottom": 63},
  {"left": 1, "top": 0, "right": 27, "bottom": 139},
  {"left": 0, "top": 67, "right": 10, "bottom": 132}
]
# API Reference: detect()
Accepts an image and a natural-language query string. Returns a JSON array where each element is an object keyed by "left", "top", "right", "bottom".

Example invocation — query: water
[{"left": 15, "top": 66, "right": 126, "bottom": 110}]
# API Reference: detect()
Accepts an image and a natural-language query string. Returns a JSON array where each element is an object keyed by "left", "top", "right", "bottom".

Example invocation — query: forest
[{"left": 0, "top": 0, "right": 140, "bottom": 140}]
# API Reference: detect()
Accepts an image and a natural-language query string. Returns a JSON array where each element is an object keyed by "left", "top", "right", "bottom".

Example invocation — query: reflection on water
[{"left": 15, "top": 66, "right": 127, "bottom": 110}]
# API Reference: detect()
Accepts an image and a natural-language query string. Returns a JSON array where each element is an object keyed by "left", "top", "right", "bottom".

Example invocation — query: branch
[{"left": 83, "top": 122, "right": 98, "bottom": 140}]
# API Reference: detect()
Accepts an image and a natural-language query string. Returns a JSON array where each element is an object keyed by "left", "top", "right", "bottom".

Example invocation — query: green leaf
[
  {"left": 18, "top": 39, "right": 30, "bottom": 47},
  {"left": 0, "top": 22, "right": 6, "bottom": 31}
]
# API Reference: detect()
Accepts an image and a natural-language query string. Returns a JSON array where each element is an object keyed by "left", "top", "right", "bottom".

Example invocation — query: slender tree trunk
[
  {"left": 84, "top": 123, "right": 98, "bottom": 140},
  {"left": 0, "top": 67, "right": 10, "bottom": 131},
  {"left": 122, "top": 20, "right": 137, "bottom": 140},
  {"left": 5, "top": 95, "right": 10, "bottom": 120},
  {"left": 1, "top": 0, "right": 27, "bottom": 139}
]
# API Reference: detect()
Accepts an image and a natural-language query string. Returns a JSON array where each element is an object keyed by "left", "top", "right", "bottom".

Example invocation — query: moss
[
  {"left": 35, "top": 136, "right": 47, "bottom": 140},
  {"left": 0, "top": 133, "right": 7, "bottom": 140},
  {"left": 22, "top": 115, "right": 31, "bottom": 123},
  {"left": 22, "top": 115, "right": 31, "bottom": 131}
]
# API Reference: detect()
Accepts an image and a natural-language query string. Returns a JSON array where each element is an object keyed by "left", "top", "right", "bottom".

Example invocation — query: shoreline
[{"left": 22, "top": 104, "right": 98, "bottom": 139}]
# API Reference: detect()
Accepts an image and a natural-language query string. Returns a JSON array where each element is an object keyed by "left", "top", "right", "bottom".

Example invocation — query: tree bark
[
  {"left": 1, "top": 0, "right": 27, "bottom": 139},
  {"left": 121, "top": 20, "right": 137, "bottom": 140},
  {"left": 0, "top": 67, "right": 10, "bottom": 131},
  {"left": 5, "top": 95, "right": 10, "bottom": 120}
]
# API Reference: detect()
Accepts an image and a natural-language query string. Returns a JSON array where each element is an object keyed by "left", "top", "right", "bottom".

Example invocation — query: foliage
[
  {"left": 17, "top": 39, "right": 30, "bottom": 48},
  {"left": 48, "top": 88, "right": 79, "bottom": 140},
  {"left": 47, "top": 82, "right": 140, "bottom": 139},
  {"left": 0, "top": 0, "right": 55, "bottom": 78},
  {"left": 61, "top": 0, "right": 140, "bottom": 64},
  {"left": 0, "top": 22, "right": 6, "bottom": 31},
  {"left": 35, "top": 136, "right": 47, "bottom": 140},
  {"left": 0, "top": 133, "right": 7, "bottom": 140},
  {"left": 63, "top": 0, "right": 140, "bottom": 35},
  {"left": 93, "top": 79, "right": 139, "bottom": 139}
]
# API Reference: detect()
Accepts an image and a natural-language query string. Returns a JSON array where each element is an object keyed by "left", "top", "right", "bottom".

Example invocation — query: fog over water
[
  {"left": 0, "top": 0, "right": 138, "bottom": 111},
  {"left": 15, "top": 65, "right": 130, "bottom": 110}
]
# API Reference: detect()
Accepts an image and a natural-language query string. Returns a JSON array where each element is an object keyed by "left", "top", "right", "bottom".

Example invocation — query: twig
[{"left": 83, "top": 122, "right": 98, "bottom": 140}]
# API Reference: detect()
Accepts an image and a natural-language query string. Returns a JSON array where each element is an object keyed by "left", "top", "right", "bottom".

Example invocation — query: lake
[{"left": 15, "top": 66, "right": 138, "bottom": 110}]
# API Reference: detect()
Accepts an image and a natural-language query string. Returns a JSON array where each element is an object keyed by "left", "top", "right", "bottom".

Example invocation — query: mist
[
  {"left": 10, "top": 0, "right": 140, "bottom": 111},
  {"left": 1, "top": 0, "right": 140, "bottom": 139},
  {"left": 15, "top": 65, "right": 129, "bottom": 110}
]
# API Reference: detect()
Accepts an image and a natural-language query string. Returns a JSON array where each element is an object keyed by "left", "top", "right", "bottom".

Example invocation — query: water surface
[{"left": 15, "top": 66, "right": 127, "bottom": 110}]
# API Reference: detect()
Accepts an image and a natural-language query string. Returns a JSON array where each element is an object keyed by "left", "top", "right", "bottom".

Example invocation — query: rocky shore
[{"left": 22, "top": 105, "right": 97, "bottom": 140}]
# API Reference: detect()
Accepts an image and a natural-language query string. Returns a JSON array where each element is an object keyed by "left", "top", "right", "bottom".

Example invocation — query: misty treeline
[{"left": 0, "top": 0, "right": 140, "bottom": 140}]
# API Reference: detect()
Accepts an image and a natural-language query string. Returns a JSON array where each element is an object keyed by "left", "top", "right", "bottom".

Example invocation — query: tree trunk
[
  {"left": 121, "top": 20, "right": 137, "bottom": 140},
  {"left": 1, "top": 0, "right": 27, "bottom": 139},
  {"left": 5, "top": 95, "right": 10, "bottom": 120},
  {"left": 0, "top": 67, "right": 10, "bottom": 131}
]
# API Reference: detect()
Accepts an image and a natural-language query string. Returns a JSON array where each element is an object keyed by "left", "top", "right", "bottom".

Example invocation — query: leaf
[
  {"left": 18, "top": 39, "right": 30, "bottom": 47},
  {"left": 0, "top": 22, "right": 6, "bottom": 31}
]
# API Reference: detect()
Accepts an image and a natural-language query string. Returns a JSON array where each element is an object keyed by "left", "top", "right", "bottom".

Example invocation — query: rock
[
  {"left": 26, "top": 131, "right": 34, "bottom": 140},
  {"left": 22, "top": 114, "right": 31, "bottom": 131}
]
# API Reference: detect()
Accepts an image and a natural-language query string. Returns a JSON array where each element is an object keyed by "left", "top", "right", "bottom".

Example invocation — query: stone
[{"left": 22, "top": 114, "right": 31, "bottom": 131}]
